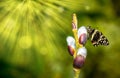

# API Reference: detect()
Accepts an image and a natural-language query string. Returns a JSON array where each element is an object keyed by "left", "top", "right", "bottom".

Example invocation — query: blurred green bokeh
[{"left": 0, "top": 0, "right": 120, "bottom": 78}]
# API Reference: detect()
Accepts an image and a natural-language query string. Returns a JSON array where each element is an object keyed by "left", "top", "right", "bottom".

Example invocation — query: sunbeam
[{"left": 0, "top": 0, "right": 83, "bottom": 65}]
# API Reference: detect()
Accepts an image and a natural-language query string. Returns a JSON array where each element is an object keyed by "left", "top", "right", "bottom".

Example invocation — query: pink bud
[
  {"left": 68, "top": 45, "right": 75, "bottom": 56},
  {"left": 79, "top": 33, "right": 87, "bottom": 45},
  {"left": 72, "top": 13, "right": 77, "bottom": 29},
  {"left": 72, "top": 23, "right": 77, "bottom": 29},
  {"left": 73, "top": 55, "right": 85, "bottom": 69}
]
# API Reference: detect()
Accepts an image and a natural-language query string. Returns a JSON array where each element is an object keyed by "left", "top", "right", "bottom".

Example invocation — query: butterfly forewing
[{"left": 86, "top": 26, "right": 109, "bottom": 46}]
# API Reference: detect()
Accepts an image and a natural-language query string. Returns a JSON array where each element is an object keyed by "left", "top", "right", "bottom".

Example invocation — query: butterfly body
[{"left": 86, "top": 26, "right": 109, "bottom": 46}]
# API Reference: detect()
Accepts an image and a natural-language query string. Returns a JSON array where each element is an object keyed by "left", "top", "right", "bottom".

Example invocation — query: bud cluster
[{"left": 66, "top": 14, "right": 88, "bottom": 70}]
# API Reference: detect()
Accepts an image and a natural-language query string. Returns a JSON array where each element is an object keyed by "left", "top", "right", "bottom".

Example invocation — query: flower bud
[
  {"left": 78, "top": 26, "right": 88, "bottom": 45},
  {"left": 79, "top": 33, "right": 87, "bottom": 45},
  {"left": 66, "top": 36, "right": 75, "bottom": 48},
  {"left": 68, "top": 45, "right": 75, "bottom": 56},
  {"left": 77, "top": 47, "right": 87, "bottom": 58},
  {"left": 72, "top": 23, "right": 77, "bottom": 29},
  {"left": 73, "top": 55, "right": 85, "bottom": 69},
  {"left": 72, "top": 13, "right": 77, "bottom": 29},
  {"left": 66, "top": 36, "right": 76, "bottom": 56}
]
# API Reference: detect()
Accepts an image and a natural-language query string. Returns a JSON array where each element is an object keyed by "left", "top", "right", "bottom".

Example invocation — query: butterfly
[{"left": 86, "top": 26, "right": 109, "bottom": 46}]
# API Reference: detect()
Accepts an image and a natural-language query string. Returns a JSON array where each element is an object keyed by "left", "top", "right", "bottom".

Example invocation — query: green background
[{"left": 0, "top": 0, "right": 120, "bottom": 78}]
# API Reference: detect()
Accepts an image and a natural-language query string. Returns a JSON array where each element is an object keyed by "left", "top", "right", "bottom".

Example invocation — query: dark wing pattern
[{"left": 86, "top": 26, "right": 109, "bottom": 47}]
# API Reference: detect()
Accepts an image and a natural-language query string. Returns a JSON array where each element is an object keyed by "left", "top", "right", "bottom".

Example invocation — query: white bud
[
  {"left": 78, "top": 26, "right": 88, "bottom": 45},
  {"left": 66, "top": 36, "right": 75, "bottom": 48},
  {"left": 78, "top": 26, "right": 87, "bottom": 38},
  {"left": 77, "top": 47, "right": 87, "bottom": 58}
]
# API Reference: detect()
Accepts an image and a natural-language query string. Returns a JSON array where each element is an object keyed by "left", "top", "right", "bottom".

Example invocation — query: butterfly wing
[
  {"left": 98, "top": 34, "right": 109, "bottom": 46},
  {"left": 91, "top": 30, "right": 109, "bottom": 46},
  {"left": 87, "top": 26, "right": 109, "bottom": 47}
]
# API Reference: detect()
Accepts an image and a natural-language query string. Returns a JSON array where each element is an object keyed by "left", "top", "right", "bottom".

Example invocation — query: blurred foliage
[{"left": 0, "top": 0, "right": 120, "bottom": 78}]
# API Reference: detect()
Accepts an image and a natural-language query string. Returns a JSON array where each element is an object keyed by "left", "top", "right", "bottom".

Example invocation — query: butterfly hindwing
[
  {"left": 86, "top": 26, "right": 109, "bottom": 46},
  {"left": 98, "top": 35, "right": 109, "bottom": 46}
]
